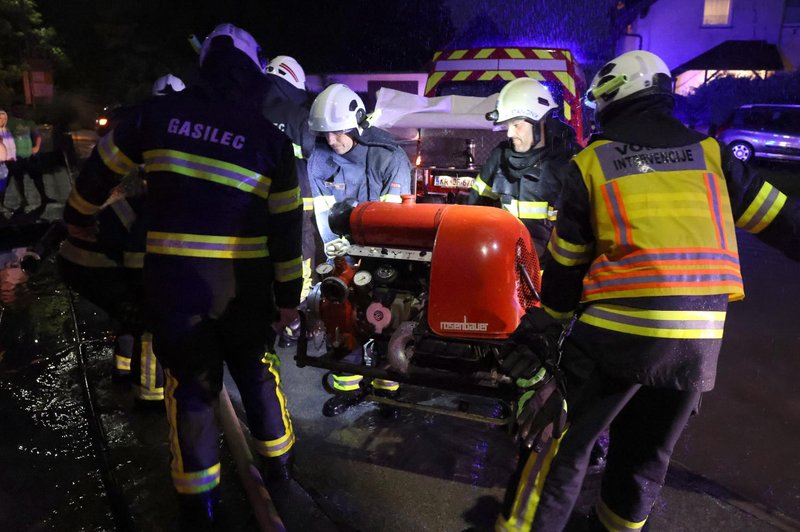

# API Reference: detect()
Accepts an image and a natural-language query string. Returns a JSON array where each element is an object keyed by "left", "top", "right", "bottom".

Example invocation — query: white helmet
[
  {"left": 199, "top": 23, "right": 267, "bottom": 73},
  {"left": 586, "top": 50, "right": 672, "bottom": 114},
  {"left": 487, "top": 78, "right": 557, "bottom": 125},
  {"left": 152, "top": 74, "right": 186, "bottom": 96},
  {"left": 308, "top": 84, "right": 367, "bottom": 134},
  {"left": 267, "top": 55, "right": 306, "bottom": 90}
]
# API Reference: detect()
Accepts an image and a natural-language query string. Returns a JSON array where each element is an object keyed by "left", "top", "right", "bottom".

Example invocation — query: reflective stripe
[
  {"left": 135, "top": 386, "right": 165, "bottom": 401},
  {"left": 703, "top": 172, "right": 728, "bottom": 250},
  {"left": 471, "top": 175, "right": 499, "bottom": 199},
  {"left": 301, "top": 258, "right": 312, "bottom": 300},
  {"left": 146, "top": 231, "right": 268, "bottom": 259},
  {"left": 736, "top": 181, "right": 787, "bottom": 233},
  {"left": 164, "top": 370, "right": 222, "bottom": 493},
  {"left": 602, "top": 181, "right": 633, "bottom": 248},
  {"left": 143, "top": 149, "right": 271, "bottom": 199},
  {"left": 303, "top": 197, "right": 314, "bottom": 211},
  {"left": 138, "top": 333, "right": 160, "bottom": 395},
  {"left": 333, "top": 374, "right": 363, "bottom": 391},
  {"left": 543, "top": 304, "right": 574, "bottom": 321},
  {"left": 584, "top": 248, "right": 743, "bottom": 299},
  {"left": 269, "top": 186, "right": 302, "bottom": 214},
  {"left": 292, "top": 143, "right": 304, "bottom": 160},
  {"left": 371, "top": 379, "right": 399, "bottom": 391},
  {"left": 165, "top": 370, "right": 184, "bottom": 474},
  {"left": 501, "top": 198, "right": 549, "bottom": 219},
  {"left": 67, "top": 189, "right": 103, "bottom": 216},
  {"left": 275, "top": 257, "right": 303, "bottom": 282},
  {"left": 59, "top": 240, "right": 119, "bottom": 268},
  {"left": 255, "top": 431, "right": 295, "bottom": 458},
  {"left": 503, "top": 428, "right": 565, "bottom": 530},
  {"left": 172, "top": 463, "right": 221, "bottom": 494},
  {"left": 123, "top": 251, "right": 144, "bottom": 269},
  {"left": 254, "top": 352, "right": 294, "bottom": 458},
  {"left": 97, "top": 131, "right": 137, "bottom": 175},
  {"left": 547, "top": 228, "right": 593, "bottom": 267},
  {"left": 596, "top": 499, "right": 648, "bottom": 531},
  {"left": 380, "top": 193, "right": 402, "bottom": 203},
  {"left": 516, "top": 200, "right": 550, "bottom": 219},
  {"left": 110, "top": 198, "right": 136, "bottom": 231},
  {"left": 580, "top": 304, "right": 726, "bottom": 339},
  {"left": 115, "top": 354, "right": 131, "bottom": 371}
]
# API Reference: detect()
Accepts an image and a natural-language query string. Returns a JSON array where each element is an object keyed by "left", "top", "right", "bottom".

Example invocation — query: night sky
[{"left": 36, "top": 0, "right": 622, "bottom": 103}]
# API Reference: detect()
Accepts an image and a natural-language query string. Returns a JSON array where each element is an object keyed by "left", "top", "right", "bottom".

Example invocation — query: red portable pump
[{"left": 297, "top": 198, "right": 541, "bottom": 423}]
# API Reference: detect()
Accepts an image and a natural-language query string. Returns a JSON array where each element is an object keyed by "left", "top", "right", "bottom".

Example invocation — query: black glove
[
  {"left": 499, "top": 307, "right": 569, "bottom": 451},
  {"left": 516, "top": 376, "right": 568, "bottom": 452},
  {"left": 499, "top": 307, "right": 562, "bottom": 379}
]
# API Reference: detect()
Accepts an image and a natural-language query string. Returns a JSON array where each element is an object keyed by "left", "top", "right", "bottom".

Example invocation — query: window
[
  {"left": 703, "top": 0, "right": 732, "bottom": 26},
  {"left": 785, "top": 0, "right": 800, "bottom": 25}
]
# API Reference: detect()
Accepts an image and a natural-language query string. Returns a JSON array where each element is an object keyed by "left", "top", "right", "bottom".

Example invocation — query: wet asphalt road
[{"left": 0, "top": 161, "right": 799, "bottom": 531}]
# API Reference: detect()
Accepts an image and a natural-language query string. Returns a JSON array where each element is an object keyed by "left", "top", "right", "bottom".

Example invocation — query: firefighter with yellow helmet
[
  {"left": 496, "top": 49, "right": 800, "bottom": 531},
  {"left": 469, "top": 77, "right": 579, "bottom": 259}
]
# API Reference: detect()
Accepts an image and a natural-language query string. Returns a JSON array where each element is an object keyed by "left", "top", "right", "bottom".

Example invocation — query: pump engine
[{"left": 297, "top": 199, "right": 541, "bottom": 421}]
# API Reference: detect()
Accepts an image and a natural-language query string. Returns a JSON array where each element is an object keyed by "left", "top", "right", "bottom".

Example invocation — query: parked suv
[{"left": 715, "top": 104, "right": 800, "bottom": 163}]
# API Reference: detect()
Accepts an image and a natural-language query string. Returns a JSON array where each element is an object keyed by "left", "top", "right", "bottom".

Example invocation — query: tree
[{"left": 0, "top": 0, "right": 63, "bottom": 106}]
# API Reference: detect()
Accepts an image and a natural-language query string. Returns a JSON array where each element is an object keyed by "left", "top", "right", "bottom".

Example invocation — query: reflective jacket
[
  {"left": 64, "top": 86, "right": 303, "bottom": 308},
  {"left": 542, "top": 105, "right": 800, "bottom": 390},
  {"left": 307, "top": 126, "right": 411, "bottom": 243},
  {"left": 98, "top": 193, "right": 147, "bottom": 270},
  {"left": 468, "top": 135, "right": 576, "bottom": 256},
  {"left": 261, "top": 76, "right": 316, "bottom": 214}
]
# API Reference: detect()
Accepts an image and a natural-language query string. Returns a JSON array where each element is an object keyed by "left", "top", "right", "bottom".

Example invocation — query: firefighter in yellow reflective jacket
[
  {"left": 468, "top": 78, "right": 580, "bottom": 260},
  {"left": 497, "top": 50, "right": 800, "bottom": 531},
  {"left": 63, "top": 24, "right": 302, "bottom": 527},
  {"left": 307, "top": 83, "right": 412, "bottom": 417}
]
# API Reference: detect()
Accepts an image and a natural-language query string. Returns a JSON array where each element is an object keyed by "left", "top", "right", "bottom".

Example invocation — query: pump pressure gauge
[
  {"left": 353, "top": 270, "right": 373, "bottom": 287},
  {"left": 316, "top": 263, "right": 334, "bottom": 277}
]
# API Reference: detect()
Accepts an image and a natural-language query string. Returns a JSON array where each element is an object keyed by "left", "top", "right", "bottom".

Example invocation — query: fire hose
[{"left": 218, "top": 385, "right": 286, "bottom": 532}]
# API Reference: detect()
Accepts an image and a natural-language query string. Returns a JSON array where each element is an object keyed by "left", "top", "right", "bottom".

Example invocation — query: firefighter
[
  {"left": 58, "top": 193, "right": 145, "bottom": 382},
  {"left": 468, "top": 78, "right": 580, "bottom": 260},
  {"left": 63, "top": 23, "right": 302, "bottom": 526},
  {"left": 261, "top": 55, "right": 322, "bottom": 347},
  {"left": 307, "top": 83, "right": 412, "bottom": 417},
  {"left": 496, "top": 50, "right": 800, "bottom": 531},
  {"left": 96, "top": 183, "right": 165, "bottom": 404}
]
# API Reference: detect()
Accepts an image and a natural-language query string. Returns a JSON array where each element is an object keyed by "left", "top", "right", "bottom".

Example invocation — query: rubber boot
[
  {"left": 373, "top": 388, "right": 400, "bottom": 419},
  {"left": 178, "top": 487, "right": 219, "bottom": 532},
  {"left": 261, "top": 451, "right": 293, "bottom": 484},
  {"left": 322, "top": 389, "right": 367, "bottom": 417}
]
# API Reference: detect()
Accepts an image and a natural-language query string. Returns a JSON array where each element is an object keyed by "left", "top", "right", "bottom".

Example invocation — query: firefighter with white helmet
[
  {"left": 151, "top": 73, "right": 186, "bottom": 96},
  {"left": 64, "top": 23, "right": 301, "bottom": 526},
  {"left": 267, "top": 55, "right": 306, "bottom": 90},
  {"left": 262, "top": 55, "right": 321, "bottom": 348},
  {"left": 496, "top": 49, "right": 800, "bottom": 531},
  {"left": 468, "top": 77, "right": 579, "bottom": 259},
  {"left": 307, "top": 82, "right": 412, "bottom": 417}
]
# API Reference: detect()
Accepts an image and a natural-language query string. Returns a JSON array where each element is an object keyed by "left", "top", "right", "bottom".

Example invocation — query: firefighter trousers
[
  {"left": 146, "top": 255, "right": 295, "bottom": 496},
  {"left": 516, "top": 370, "right": 700, "bottom": 531},
  {"left": 57, "top": 257, "right": 145, "bottom": 374}
]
